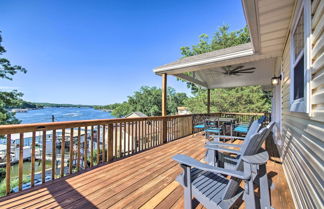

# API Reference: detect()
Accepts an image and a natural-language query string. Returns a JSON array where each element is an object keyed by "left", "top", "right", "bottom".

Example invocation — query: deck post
[
  {"left": 162, "top": 73, "right": 167, "bottom": 116},
  {"left": 107, "top": 123, "right": 114, "bottom": 161},
  {"left": 161, "top": 73, "right": 168, "bottom": 143},
  {"left": 207, "top": 89, "right": 211, "bottom": 114}
]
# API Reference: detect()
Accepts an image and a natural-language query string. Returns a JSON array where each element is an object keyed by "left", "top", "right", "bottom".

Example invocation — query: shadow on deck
[{"left": 0, "top": 134, "right": 294, "bottom": 209}]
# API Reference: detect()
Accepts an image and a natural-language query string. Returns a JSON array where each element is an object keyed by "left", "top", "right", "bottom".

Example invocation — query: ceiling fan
[{"left": 221, "top": 65, "right": 255, "bottom": 76}]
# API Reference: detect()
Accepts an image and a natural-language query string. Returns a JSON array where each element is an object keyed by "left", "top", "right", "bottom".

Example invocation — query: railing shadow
[{"left": 0, "top": 166, "right": 103, "bottom": 208}]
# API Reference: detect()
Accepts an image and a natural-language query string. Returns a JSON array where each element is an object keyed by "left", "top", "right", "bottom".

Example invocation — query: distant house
[
  {"left": 126, "top": 112, "right": 147, "bottom": 118},
  {"left": 177, "top": 107, "right": 191, "bottom": 115}
]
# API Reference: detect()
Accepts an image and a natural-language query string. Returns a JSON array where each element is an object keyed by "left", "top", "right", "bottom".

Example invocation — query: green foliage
[
  {"left": 179, "top": 25, "right": 251, "bottom": 93},
  {"left": 0, "top": 168, "right": 6, "bottom": 182},
  {"left": 184, "top": 86, "right": 271, "bottom": 113},
  {"left": 0, "top": 31, "right": 27, "bottom": 124},
  {"left": 180, "top": 25, "right": 250, "bottom": 57},
  {"left": 0, "top": 176, "right": 30, "bottom": 197},
  {"left": 32, "top": 102, "right": 91, "bottom": 108},
  {"left": 100, "top": 86, "right": 187, "bottom": 117},
  {"left": 178, "top": 25, "right": 271, "bottom": 113}
]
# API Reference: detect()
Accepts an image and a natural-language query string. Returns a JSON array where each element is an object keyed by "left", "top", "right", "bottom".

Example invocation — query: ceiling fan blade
[
  {"left": 237, "top": 71, "right": 254, "bottom": 73},
  {"left": 238, "top": 67, "right": 256, "bottom": 71},
  {"left": 231, "top": 66, "right": 244, "bottom": 72}
]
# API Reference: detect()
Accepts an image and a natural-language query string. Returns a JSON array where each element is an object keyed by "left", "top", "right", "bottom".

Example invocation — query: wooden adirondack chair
[
  {"left": 206, "top": 122, "right": 275, "bottom": 169},
  {"left": 204, "top": 117, "right": 268, "bottom": 166},
  {"left": 173, "top": 131, "right": 272, "bottom": 209}
]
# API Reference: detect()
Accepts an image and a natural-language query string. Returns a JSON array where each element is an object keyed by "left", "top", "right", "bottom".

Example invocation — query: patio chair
[
  {"left": 205, "top": 122, "right": 275, "bottom": 169},
  {"left": 209, "top": 115, "right": 266, "bottom": 143},
  {"left": 233, "top": 116, "right": 255, "bottom": 135},
  {"left": 204, "top": 118, "right": 223, "bottom": 139},
  {"left": 173, "top": 131, "right": 272, "bottom": 209}
]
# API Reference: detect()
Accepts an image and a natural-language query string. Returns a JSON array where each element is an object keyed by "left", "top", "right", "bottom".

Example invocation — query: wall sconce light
[{"left": 271, "top": 75, "right": 282, "bottom": 85}]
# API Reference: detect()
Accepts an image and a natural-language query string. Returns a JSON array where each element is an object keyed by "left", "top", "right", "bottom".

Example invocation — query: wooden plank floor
[{"left": 0, "top": 134, "right": 294, "bottom": 209}]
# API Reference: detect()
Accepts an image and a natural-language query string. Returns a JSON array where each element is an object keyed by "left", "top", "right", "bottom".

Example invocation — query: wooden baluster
[
  {"left": 127, "top": 122, "right": 130, "bottom": 155},
  {"left": 61, "top": 129, "right": 65, "bottom": 177},
  {"left": 90, "top": 126, "right": 94, "bottom": 167},
  {"left": 102, "top": 125, "right": 106, "bottom": 162},
  {"left": 156, "top": 120, "right": 158, "bottom": 146},
  {"left": 69, "top": 128, "right": 73, "bottom": 174},
  {"left": 135, "top": 121, "right": 138, "bottom": 152},
  {"left": 119, "top": 123, "right": 122, "bottom": 157},
  {"left": 41, "top": 130, "right": 46, "bottom": 183},
  {"left": 141, "top": 120, "right": 144, "bottom": 150},
  {"left": 148, "top": 120, "right": 151, "bottom": 148},
  {"left": 77, "top": 127, "right": 81, "bottom": 172},
  {"left": 31, "top": 132, "right": 36, "bottom": 186},
  {"left": 84, "top": 127, "right": 87, "bottom": 169},
  {"left": 6, "top": 134, "right": 11, "bottom": 195},
  {"left": 152, "top": 121, "right": 155, "bottom": 147},
  {"left": 51, "top": 130, "right": 56, "bottom": 180},
  {"left": 107, "top": 123, "right": 113, "bottom": 161},
  {"left": 123, "top": 122, "right": 126, "bottom": 156},
  {"left": 151, "top": 120, "right": 153, "bottom": 148},
  {"left": 114, "top": 123, "right": 117, "bottom": 158},
  {"left": 19, "top": 133, "right": 24, "bottom": 191},
  {"left": 97, "top": 125, "right": 100, "bottom": 164},
  {"left": 159, "top": 120, "right": 162, "bottom": 145},
  {"left": 145, "top": 120, "right": 147, "bottom": 149}
]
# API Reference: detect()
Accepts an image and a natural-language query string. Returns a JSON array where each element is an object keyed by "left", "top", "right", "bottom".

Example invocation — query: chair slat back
[
  {"left": 222, "top": 121, "right": 275, "bottom": 200},
  {"left": 244, "top": 116, "right": 266, "bottom": 140},
  {"left": 222, "top": 133, "right": 262, "bottom": 200}
]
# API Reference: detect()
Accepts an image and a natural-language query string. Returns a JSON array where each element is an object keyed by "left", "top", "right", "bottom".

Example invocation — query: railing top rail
[
  {"left": 0, "top": 114, "right": 192, "bottom": 135},
  {"left": 0, "top": 112, "right": 268, "bottom": 135}
]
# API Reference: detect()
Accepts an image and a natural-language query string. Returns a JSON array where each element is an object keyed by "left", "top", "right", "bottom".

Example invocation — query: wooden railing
[
  {"left": 192, "top": 112, "right": 271, "bottom": 127},
  {"left": 0, "top": 112, "right": 268, "bottom": 197},
  {"left": 0, "top": 115, "right": 192, "bottom": 196}
]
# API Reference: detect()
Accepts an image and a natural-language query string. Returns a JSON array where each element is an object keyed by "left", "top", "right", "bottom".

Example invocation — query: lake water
[
  {"left": 15, "top": 107, "right": 114, "bottom": 124},
  {"left": 0, "top": 107, "right": 114, "bottom": 195}
]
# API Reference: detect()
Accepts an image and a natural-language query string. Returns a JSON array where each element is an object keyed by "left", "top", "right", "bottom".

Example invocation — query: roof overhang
[{"left": 153, "top": 0, "right": 295, "bottom": 89}]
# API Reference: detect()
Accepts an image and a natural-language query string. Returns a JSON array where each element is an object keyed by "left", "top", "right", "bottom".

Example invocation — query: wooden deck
[{"left": 0, "top": 134, "right": 294, "bottom": 209}]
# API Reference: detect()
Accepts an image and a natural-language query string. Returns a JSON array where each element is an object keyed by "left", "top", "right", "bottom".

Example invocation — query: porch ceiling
[{"left": 154, "top": 45, "right": 278, "bottom": 89}]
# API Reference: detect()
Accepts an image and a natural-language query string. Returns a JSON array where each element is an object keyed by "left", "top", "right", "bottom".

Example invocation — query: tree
[
  {"left": 106, "top": 86, "right": 187, "bottom": 118},
  {"left": 184, "top": 86, "right": 271, "bottom": 113},
  {"left": 0, "top": 31, "right": 27, "bottom": 124},
  {"left": 178, "top": 25, "right": 271, "bottom": 113}
]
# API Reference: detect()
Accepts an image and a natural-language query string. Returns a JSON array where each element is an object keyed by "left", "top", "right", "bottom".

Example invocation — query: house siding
[{"left": 279, "top": 1, "right": 324, "bottom": 209}]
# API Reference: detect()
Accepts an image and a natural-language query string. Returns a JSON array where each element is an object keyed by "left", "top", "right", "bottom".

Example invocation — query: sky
[{"left": 0, "top": 0, "right": 246, "bottom": 105}]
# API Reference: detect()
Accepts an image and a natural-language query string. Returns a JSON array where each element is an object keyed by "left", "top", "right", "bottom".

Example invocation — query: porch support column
[
  {"left": 161, "top": 73, "right": 168, "bottom": 144},
  {"left": 162, "top": 73, "right": 167, "bottom": 116},
  {"left": 207, "top": 89, "right": 211, "bottom": 114}
]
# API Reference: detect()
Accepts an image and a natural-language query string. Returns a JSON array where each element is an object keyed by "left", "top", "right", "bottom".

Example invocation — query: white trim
[
  {"left": 241, "top": 0, "right": 260, "bottom": 53},
  {"left": 289, "top": 0, "right": 311, "bottom": 113},
  {"left": 154, "top": 48, "right": 254, "bottom": 73}
]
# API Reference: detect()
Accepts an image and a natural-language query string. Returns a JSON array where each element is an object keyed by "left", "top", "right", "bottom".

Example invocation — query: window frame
[{"left": 289, "top": 0, "right": 311, "bottom": 113}]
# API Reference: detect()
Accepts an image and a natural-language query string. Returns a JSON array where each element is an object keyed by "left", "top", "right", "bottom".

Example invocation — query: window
[{"left": 289, "top": 0, "right": 310, "bottom": 113}]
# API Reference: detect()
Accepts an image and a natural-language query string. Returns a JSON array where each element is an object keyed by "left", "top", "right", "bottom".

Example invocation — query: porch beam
[{"left": 175, "top": 73, "right": 209, "bottom": 88}]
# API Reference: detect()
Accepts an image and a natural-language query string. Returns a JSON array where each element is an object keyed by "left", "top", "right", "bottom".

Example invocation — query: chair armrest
[
  {"left": 242, "top": 150, "right": 269, "bottom": 165},
  {"left": 207, "top": 141, "right": 242, "bottom": 148},
  {"left": 213, "top": 135, "right": 246, "bottom": 140},
  {"left": 205, "top": 144, "right": 241, "bottom": 155},
  {"left": 173, "top": 154, "right": 249, "bottom": 179}
]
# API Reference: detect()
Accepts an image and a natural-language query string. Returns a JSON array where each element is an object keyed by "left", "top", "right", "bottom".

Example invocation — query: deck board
[{"left": 0, "top": 134, "right": 294, "bottom": 209}]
